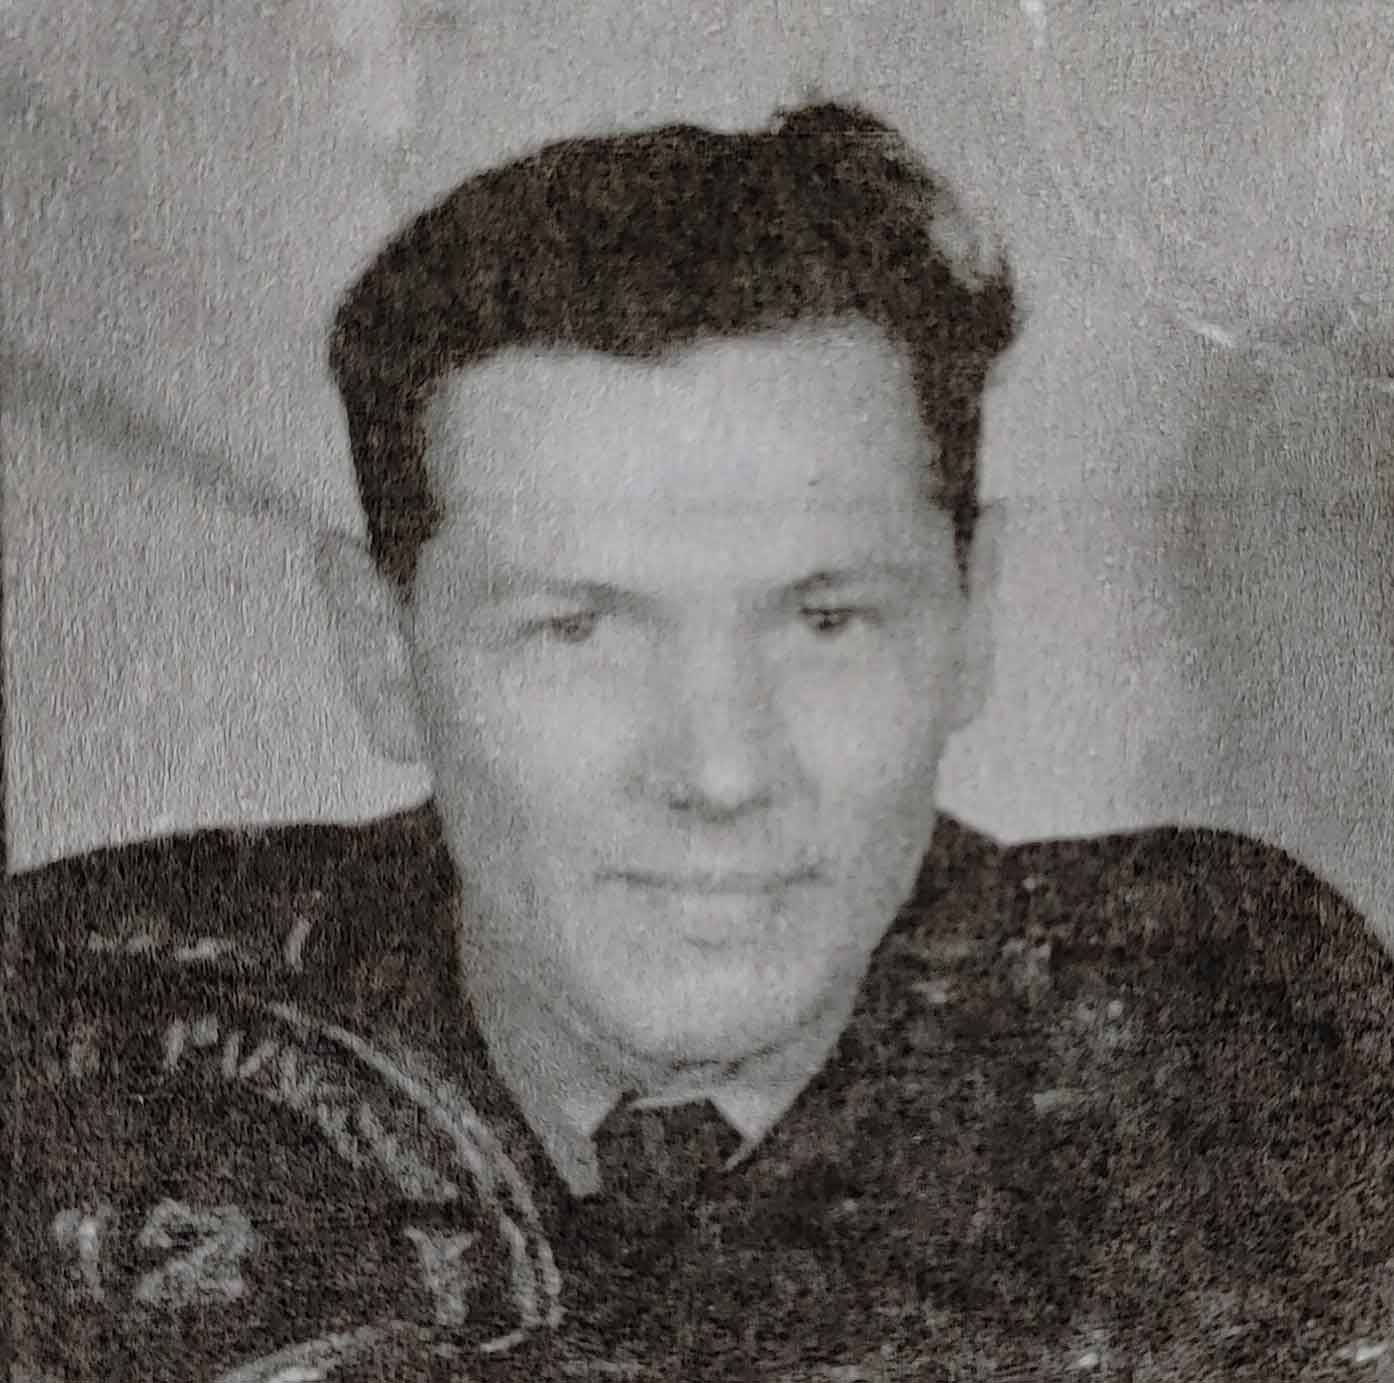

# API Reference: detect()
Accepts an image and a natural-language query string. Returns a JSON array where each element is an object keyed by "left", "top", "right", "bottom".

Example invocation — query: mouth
[
  {"left": 607, "top": 869, "right": 818, "bottom": 948},
  {"left": 613, "top": 868, "right": 817, "bottom": 896}
]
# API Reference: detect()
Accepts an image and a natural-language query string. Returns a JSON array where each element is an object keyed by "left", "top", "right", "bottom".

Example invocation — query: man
[{"left": 10, "top": 102, "right": 1394, "bottom": 1381}]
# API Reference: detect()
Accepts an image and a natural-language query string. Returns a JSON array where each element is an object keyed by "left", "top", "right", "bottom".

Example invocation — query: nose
[{"left": 643, "top": 633, "right": 792, "bottom": 818}]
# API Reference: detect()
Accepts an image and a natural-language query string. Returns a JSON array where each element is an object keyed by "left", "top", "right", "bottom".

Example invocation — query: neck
[{"left": 459, "top": 937, "right": 679, "bottom": 1103}]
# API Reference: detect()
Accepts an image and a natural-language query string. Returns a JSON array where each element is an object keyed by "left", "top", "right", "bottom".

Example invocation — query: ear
[
  {"left": 313, "top": 529, "right": 426, "bottom": 764},
  {"left": 948, "top": 499, "right": 1006, "bottom": 731}
]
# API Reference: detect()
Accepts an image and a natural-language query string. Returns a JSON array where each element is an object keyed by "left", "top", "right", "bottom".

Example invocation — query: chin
[
  {"left": 601, "top": 967, "right": 830, "bottom": 1070},
  {"left": 625, "top": 1020, "right": 774, "bottom": 1072}
]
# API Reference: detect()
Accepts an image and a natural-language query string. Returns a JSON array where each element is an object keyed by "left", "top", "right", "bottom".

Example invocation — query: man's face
[{"left": 409, "top": 321, "right": 990, "bottom": 1080}]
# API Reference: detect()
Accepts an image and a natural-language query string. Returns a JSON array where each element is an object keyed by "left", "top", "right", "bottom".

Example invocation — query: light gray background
[{"left": 7, "top": 2, "right": 1394, "bottom": 943}]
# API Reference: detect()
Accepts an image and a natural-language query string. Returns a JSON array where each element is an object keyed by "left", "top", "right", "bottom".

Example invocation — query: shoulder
[
  {"left": 903, "top": 816, "right": 1386, "bottom": 986},
  {"left": 9, "top": 802, "right": 474, "bottom": 1149},
  {"left": 1003, "top": 819, "right": 1352, "bottom": 928},
  {"left": 9, "top": 804, "right": 454, "bottom": 986},
  {"left": 924, "top": 814, "right": 1363, "bottom": 935},
  {"left": 8, "top": 808, "right": 565, "bottom": 1377},
  {"left": 852, "top": 819, "right": 1394, "bottom": 1364},
  {"left": 997, "top": 822, "right": 1394, "bottom": 1057},
  {"left": 889, "top": 817, "right": 1393, "bottom": 1064}
]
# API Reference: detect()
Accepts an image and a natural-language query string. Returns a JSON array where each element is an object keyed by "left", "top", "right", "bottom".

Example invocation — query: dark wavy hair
[{"left": 328, "top": 102, "right": 1018, "bottom": 598}]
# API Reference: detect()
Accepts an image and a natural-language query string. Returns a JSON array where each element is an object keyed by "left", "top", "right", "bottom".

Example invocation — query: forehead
[{"left": 419, "top": 322, "right": 946, "bottom": 581}]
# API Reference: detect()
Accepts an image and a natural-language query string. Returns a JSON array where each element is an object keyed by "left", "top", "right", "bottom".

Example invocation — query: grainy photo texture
[{"left": 8, "top": 8, "right": 1394, "bottom": 1382}]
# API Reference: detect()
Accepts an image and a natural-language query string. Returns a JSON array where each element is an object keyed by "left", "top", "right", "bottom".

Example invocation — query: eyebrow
[
  {"left": 474, "top": 577, "right": 644, "bottom": 610},
  {"left": 474, "top": 562, "right": 935, "bottom": 607},
  {"left": 789, "top": 563, "right": 934, "bottom": 595}
]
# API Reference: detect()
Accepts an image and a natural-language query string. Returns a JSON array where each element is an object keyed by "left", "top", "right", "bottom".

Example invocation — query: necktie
[
  {"left": 574, "top": 1099, "right": 746, "bottom": 1358},
  {"left": 593, "top": 1096, "right": 743, "bottom": 1220}
]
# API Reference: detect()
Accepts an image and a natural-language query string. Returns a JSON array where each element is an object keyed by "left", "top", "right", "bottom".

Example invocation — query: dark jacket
[{"left": 9, "top": 803, "right": 1394, "bottom": 1381}]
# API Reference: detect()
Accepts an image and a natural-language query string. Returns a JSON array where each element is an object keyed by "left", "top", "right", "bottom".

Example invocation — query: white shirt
[{"left": 464, "top": 959, "right": 857, "bottom": 1198}]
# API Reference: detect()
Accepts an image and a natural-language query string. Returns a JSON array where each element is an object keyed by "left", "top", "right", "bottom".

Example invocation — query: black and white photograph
[{"left": 7, "top": 4, "right": 1394, "bottom": 1379}]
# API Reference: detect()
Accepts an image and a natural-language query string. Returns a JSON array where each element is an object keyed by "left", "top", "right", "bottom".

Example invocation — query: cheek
[
  {"left": 796, "top": 645, "right": 955, "bottom": 795},
  {"left": 795, "top": 650, "right": 953, "bottom": 914},
  {"left": 416, "top": 653, "right": 628, "bottom": 850}
]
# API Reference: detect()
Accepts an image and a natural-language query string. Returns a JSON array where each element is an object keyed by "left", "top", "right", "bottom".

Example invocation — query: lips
[
  {"left": 607, "top": 868, "right": 818, "bottom": 949},
  {"left": 615, "top": 868, "right": 815, "bottom": 895}
]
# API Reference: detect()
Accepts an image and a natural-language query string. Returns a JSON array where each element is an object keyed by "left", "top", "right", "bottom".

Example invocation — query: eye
[
  {"left": 535, "top": 612, "right": 600, "bottom": 644},
  {"left": 801, "top": 607, "right": 872, "bottom": 637}
]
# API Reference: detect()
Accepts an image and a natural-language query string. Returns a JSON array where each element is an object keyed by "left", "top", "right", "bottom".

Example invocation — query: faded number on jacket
[
  {"left": 50, "top": 1199, "right": 474, "bottom": 1325},
  {"left": 51, "top": 1199, "right": 255, "bottom": 1309}
]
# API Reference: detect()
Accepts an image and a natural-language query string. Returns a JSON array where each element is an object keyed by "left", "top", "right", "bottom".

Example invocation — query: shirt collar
[{"left": 462, "top": 949, "right": 856, "bottom": 1199}]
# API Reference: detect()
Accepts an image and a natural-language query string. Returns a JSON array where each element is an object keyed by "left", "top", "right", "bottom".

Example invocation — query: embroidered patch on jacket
[{"left": 15, "top": 994, "right": 561, "bottom": 1381}]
